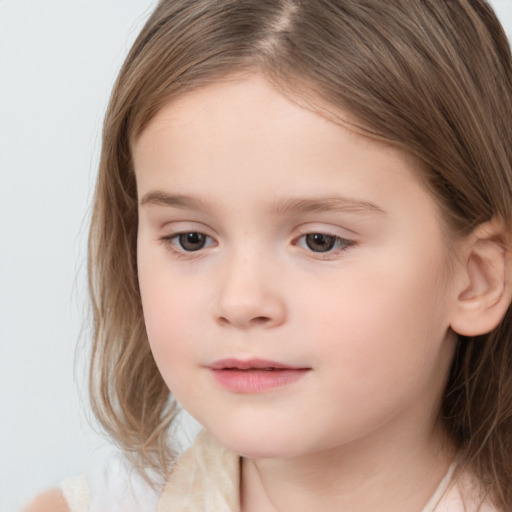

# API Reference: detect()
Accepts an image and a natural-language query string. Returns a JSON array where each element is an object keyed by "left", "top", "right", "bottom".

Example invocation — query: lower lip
[{"left": 210, "top": 368, "right": 310, "bottom": 393}]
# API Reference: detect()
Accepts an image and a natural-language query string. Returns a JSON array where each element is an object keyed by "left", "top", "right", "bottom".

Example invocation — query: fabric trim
[
  {"left": 158, "top": 430, "right": 240, "bottom": 512},
  {"left": 420, "top": 461, "right": 457, "bottom": 512}
]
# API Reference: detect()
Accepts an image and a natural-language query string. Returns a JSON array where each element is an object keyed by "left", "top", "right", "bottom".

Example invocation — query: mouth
[
  {"left": 208, "top": 358, "right": 311, "bottom": 393},
  {"left": 209, "top": 358, "right": 306, "bottom": 370}
]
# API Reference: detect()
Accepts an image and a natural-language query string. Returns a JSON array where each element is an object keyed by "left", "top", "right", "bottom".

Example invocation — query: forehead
[
  {"left": 133, "top": 74, "right": 434, "bottom": 211},
  {"left": 132, "top": 73, "right": 408, "bottom": 180}
]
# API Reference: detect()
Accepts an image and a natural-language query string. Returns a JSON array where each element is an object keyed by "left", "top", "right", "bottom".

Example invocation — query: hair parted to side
[{"left": 88, "top": 0, "right": 512, "bottom": 505}]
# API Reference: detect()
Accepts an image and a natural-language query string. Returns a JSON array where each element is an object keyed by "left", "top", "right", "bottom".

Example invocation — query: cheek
[
  {"left": 137, "top": 251, "right": 201, "bottom": 379},
  {"left": 140, "top": 287, "right": 202, "bottom": 402},
  {"left": 142, "top": 289, "right": 199, "bottom": 351},
  {"left": 292, "top": 263, "right": 454, "bottom": 443},
  {"left": 298, "top": 248, "right": 452, "bottom": 381}
]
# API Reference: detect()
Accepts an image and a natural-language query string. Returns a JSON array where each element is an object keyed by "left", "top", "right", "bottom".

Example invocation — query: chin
[
  {"left": 222, "top": 439, "right": 298, "bottom": 460},
  {"left": 204, "top": 421, "right": 309, "bottom": 460}
]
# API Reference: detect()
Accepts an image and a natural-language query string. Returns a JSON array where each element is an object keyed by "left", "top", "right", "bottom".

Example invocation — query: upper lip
[{"left": 209, "top": 358, "right": 308, "bottom": 370}]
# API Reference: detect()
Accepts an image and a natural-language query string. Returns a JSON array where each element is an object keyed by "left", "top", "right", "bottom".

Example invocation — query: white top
[
  {"left": 60, "top": 431, "right": 499, "bottom": 512},
  {"left": 61, "top": 447, "right": 162, "bottom": 512}
]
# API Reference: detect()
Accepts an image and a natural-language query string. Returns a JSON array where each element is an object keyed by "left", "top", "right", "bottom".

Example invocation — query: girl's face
[{"left": 134, "top": 74, "right": 460, "bottom": 459}]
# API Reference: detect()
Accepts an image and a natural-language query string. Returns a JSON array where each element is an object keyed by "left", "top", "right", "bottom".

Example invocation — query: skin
[
  {"left": 134, "top": 74, "right": 465, "bottom": 512},
  {"left": 23, "top": 489, "right": 69, "bottom": 512}
]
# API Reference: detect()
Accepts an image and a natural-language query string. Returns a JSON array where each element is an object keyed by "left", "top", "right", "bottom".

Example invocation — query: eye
[
  {"left": 165, "top": 232, "right": 215, "bottom": 252},
  {"left": 297, "top": 233, "right": 353, "bottom": 253}
]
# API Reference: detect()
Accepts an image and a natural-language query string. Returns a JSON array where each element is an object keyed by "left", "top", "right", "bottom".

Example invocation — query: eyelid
[
  {"left": 292, "top": 225, "right": 357, "bottom": 259},
  {"left": 159, "top": 227, "right": 217, "bottom": 258},
  {"left": 293, "top": 223, "right": 357, "bottom": 240},
  {"left": 295, "top": 233, "right": 354, "bottom": 250}
]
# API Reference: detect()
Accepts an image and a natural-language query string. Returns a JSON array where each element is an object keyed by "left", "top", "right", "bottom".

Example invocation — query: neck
[{"left": 241, "top": 421, "right": 455, "bottom": 512}]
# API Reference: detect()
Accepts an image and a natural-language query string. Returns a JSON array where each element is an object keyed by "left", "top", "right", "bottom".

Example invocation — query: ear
[{"left": 450, "top": 218, "right": 512, "bottom": 337}]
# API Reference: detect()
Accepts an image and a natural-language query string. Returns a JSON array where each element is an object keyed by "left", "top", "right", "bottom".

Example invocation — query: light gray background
[{"left": 1, "top": 1, "right": 512, "bottom": 511}]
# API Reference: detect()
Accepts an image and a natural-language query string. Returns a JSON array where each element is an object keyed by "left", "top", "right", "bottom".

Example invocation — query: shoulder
[
  {"left": 25, "top": 446, "right": 163, "bottom": 512},
  {"left": 23, "top": 488, "right": 70, "bottom": 512},
  {"left": 60, "top": 449, "right": 162, "bottom": 512}
]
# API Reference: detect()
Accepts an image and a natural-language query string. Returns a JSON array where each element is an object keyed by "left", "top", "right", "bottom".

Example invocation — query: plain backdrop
[{"left": 1, "top": 1, "right": 512, "bottom": 511}]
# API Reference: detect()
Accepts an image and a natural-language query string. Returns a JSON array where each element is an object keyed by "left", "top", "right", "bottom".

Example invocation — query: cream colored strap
[{"left": 420, "top": 462, "right": 457, "bottom": 512}]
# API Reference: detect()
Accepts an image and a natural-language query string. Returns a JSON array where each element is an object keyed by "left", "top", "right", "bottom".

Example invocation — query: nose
[{"left": 214, "top": 251, "right": 287, "bottom": 329}]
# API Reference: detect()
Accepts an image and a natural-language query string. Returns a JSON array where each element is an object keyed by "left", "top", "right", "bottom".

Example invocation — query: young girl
[{"left": 28, "top": 0, "right": 512, "bottom": 511}]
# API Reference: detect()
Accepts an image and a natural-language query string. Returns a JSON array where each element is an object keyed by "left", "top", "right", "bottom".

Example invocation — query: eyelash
[
  {"left": 160, "top": 232, "right": 216, "bottom": 259},
  {"left": 294, "top": 232, "right": 355, "bottom": 258},
  {"left": 160, "top": 231, "right": 356, "bottom": 259}
]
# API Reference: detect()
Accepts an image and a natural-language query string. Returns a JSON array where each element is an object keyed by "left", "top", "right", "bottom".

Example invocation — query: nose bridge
[{"left": 215, "top": 243, "right": 286, "bottom": 329}]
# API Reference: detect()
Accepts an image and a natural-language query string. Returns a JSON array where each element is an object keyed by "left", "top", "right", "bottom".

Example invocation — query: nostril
[
  {"left": 218, "top": 316, "right": 230, "bottom": 326},
  {"left": 251, "top": 316, "right": 271, "bottom": 325},
  {"left": 217, "top": 315, "right": 273, "bottom": 328},
  {"left": 215, "top": 298, "right": 286, "bottom": 328}
]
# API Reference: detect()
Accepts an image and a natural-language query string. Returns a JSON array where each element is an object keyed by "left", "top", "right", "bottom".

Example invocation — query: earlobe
[{"left": 450, "top": 219, "right": 512, "bottom": 337}]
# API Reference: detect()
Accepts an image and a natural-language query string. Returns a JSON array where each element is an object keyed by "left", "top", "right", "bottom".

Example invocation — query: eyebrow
[
  {"left": 140, "top": 191, "right": 211, "bottom": 211},
  {"left": 139, "top": 190, "right": 386, "bottom": 216},
  {"left": 271, "top": 196, "right": 386, "bottom": 216}
]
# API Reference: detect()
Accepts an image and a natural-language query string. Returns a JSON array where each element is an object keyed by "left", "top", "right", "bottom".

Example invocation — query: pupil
[
  {"left": 179, "top": 232, "right": 206, "bottom": 251},
  {"left": 305, "top": 233, "right": 336, "bottom": 252}
]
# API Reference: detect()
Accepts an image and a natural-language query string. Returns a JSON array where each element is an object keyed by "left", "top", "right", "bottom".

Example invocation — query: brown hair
[{"left": 88, "top": 0, "right": 512, "bottom": 506}]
